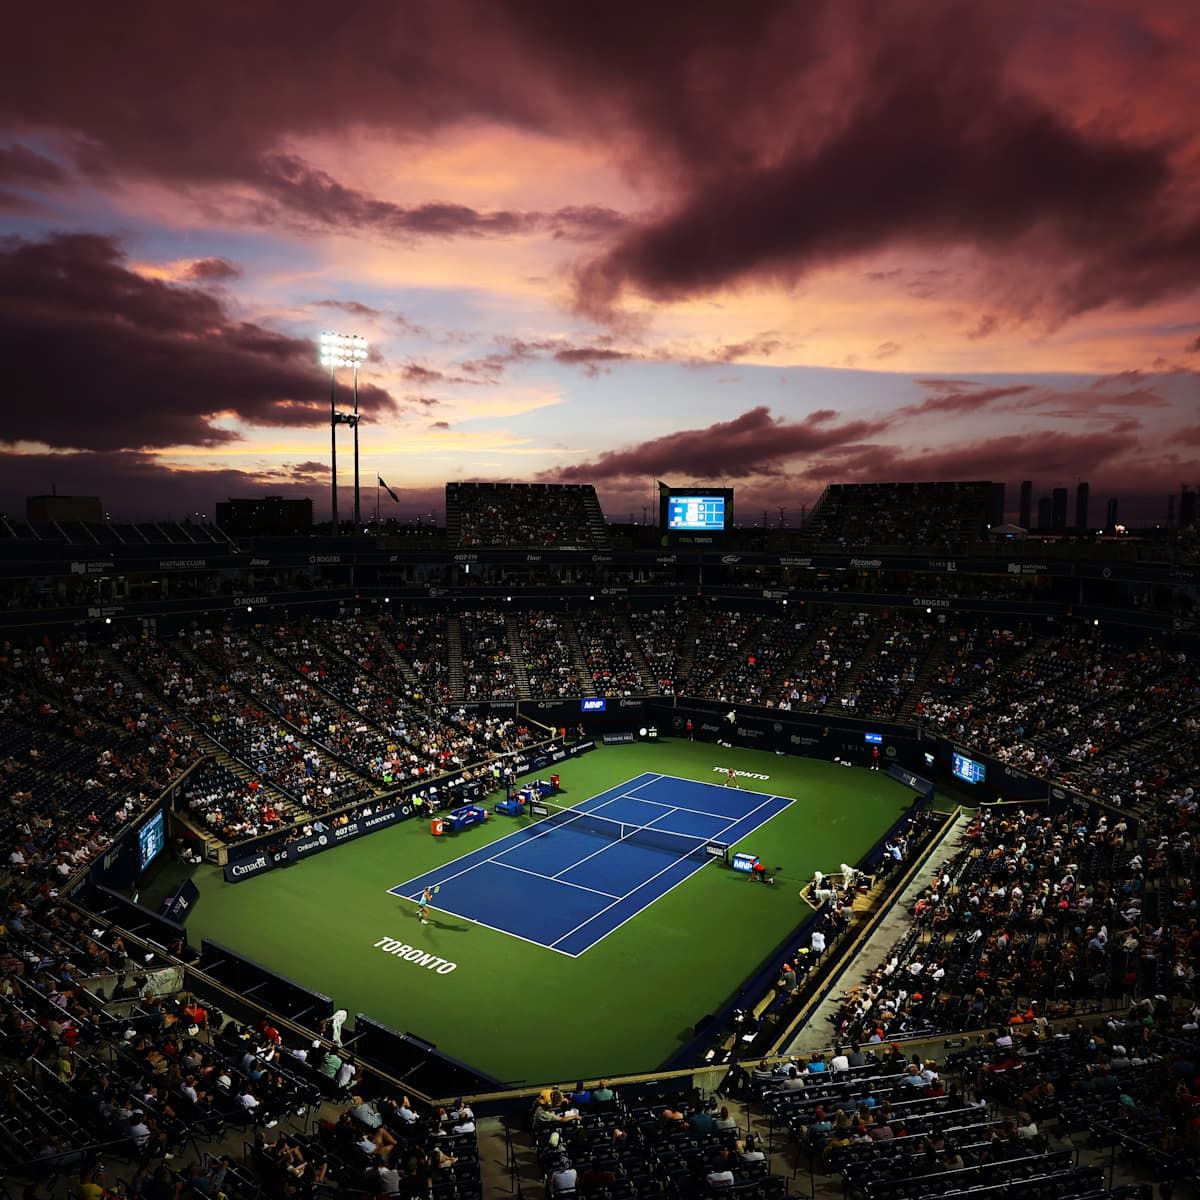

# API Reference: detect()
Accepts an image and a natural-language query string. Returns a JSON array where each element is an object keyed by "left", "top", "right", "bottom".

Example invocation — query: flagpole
[{"left": 376, "top": 479, "right": 380, "bottom": 525}]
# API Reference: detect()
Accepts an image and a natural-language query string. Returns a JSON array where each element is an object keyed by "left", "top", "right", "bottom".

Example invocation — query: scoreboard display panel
[
  {"left": 659, "top": 486, "right": 734, "bottom": 540},
  {"left": 667, "top": 495, "right": 726, "bottom": 531},
  {"left": 951, "top": 752, "right": 987, "bottom": 785}
]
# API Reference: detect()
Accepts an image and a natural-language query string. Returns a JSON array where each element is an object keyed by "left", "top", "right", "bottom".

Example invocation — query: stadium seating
[
  {"left": 803, "top": 481, "right": 997, "bottom": 545},
  {"left": 448, "top": 481, "right": 609, "bottom": 548},
  {"left": 1, "top": 575, "right": 1197, "bottom": 1197}
]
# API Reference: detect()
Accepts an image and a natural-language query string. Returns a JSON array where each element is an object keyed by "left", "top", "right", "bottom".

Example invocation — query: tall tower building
[{"left": 1075, "top": 481, "right": 1090, "bottom": 532}]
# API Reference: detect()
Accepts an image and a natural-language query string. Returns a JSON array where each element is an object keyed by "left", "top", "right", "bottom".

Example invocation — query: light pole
[{"left": 318, "top": 332, "right": 368, "bottom": 535}]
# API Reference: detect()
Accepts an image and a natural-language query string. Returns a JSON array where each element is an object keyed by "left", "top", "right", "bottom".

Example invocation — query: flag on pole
[{"left": 378, "top": 476, "right": 400, "bottom": 503}]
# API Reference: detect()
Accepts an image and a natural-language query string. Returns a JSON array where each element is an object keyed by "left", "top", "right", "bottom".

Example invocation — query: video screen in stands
[
  {"left": 951, "top": 752, "right": 987, "bottom": 785},
  {"left": 137, "top": 809, "right": 166, "bottom": 871},
  {"left": 666, "top": 495, "right": 726, "bottom": 531}
]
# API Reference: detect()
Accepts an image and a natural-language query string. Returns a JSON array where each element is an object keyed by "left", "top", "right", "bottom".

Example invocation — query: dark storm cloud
[
  {"left": 0, "top": 232, "right": 396, "bottom": 451},
  {"left": 187, "top": 257, "right": 241, "bottom": 282},
  {"left": 898, "top": 383, "right": 1035, "bottom": 419},
  {"left": 4, "top": 2, "right": 1197, "bottom": 320},
  {"left": 966, "top": 314, "right": 1000, "bottom": 341},
  {"left": 572, "top": 74, "right": 1179, "bottom": 317},
  {"left": 0, "top": 142, "right": 68, "bottom": 184},
  {"left": 820, "top": 426, "right": 1140, "bottom": 487},
  {"left": 0, "top": 143, "right": 69, "bottom": 211},
  {"left": 315, "top": 298, "right": 383, "bottom": 318},
  {"left": 712, "top": 334, "right": 785, "bottom": 362},
  {"left": 549, "top": 406, "right": 889, "bottom": 481}
]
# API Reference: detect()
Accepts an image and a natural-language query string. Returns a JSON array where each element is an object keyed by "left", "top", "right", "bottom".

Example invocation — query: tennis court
[{"left": 388, "top": 772, "right": 793, "bottom": 956}]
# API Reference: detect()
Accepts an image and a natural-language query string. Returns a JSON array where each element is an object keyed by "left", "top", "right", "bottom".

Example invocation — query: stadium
[
  {"left": 6, "top": 3, "right": 1200, "bottom": 1198},
  {"left": 2, "top": 477, "right": 1198, "bottom": 1200}
]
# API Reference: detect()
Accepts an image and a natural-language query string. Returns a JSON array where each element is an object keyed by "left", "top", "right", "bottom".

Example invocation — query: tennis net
[{"left": 527, "top": 799, "right": 712, "bottom": 861}]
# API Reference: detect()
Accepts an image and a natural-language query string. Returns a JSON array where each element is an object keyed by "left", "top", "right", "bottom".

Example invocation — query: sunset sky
[{"left": 2, "top": 0, "right": 1199, "bottom": 523}]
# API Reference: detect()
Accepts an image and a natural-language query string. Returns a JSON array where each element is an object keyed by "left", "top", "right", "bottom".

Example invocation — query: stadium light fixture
[{"left": 319, "top": 332, "right": 369, "bottom": 534}]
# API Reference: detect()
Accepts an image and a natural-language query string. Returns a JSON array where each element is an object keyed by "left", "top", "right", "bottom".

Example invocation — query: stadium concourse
[{"left": 0, "top": 480, "right": 1197, "bottom": 1200}]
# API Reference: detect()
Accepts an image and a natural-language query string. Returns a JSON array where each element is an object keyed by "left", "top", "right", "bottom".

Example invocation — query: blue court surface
[{"left": 388, "top": 772, "right": 793, "bottom": 956}]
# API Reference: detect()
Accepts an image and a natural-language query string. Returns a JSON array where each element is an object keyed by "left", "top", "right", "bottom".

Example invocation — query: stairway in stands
[
  {"left": 101, "top": 651, "right": 302, "bottom": 839},
  {"left": 616, "top": 613, "right": 660, "bottom": 695},
  {"left": 503, "top": 613, "right": 533, "bottom": 700},
  {"left": 363, "top": 619, "right": 423, "bottom": 694},
  {"left": 580, "top": 488, "right": 610, "bottom": 548},
  {"left": 444, "top": 484, "right": 463, "bottom": 546},
  {"left": 560, "top": 614, "right": 597, "bottom": 697},
  {"left": 446, "top": 616, "right": 465, "bottom": 700},
  {"left": 899, "top": 629, "right": 952, "bottom": 720},
  {"left": 821, "top": 624, "right": 886, "bottom": 715}
]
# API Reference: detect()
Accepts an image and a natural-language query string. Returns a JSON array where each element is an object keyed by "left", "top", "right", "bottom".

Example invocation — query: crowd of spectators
[
  {"left": 177, "top": 760, "right": 287, "bottom": 843},
  {"left": 109, "top": 635, "right": 365, "bottom": 813},
  {"left": 457, "top": 609, "right": 517, "bottom": 700},
  {"left": 531, "top": 1080, "right": 789, "bottom": 1197},
  {"left": 627, "top": 608, "right": 687, "bottom": 695},
  {"left": 514, "top": 612, "right": 580, "bottom": 698},
  {"left": 575, "top": 611, "right": 645, "bottom": 696},
  {"left": 714, "top": 613, "right": 811, "bottom": 708},
  {"left": 0, "top": 852, "right": 483, "bottom": 1194},
  {"left": 917, "top": 631, "right": 1200, "bottom": 811},
  {"left": 841, "top": 612, "right": 938, "bottom": 719},
  {"left": 804, "top": 481, "right": 995, "bottom": 546},
  {"left": 248, "top": 620, "right": 530, "bottom": 787},
  {"left": 678, "top": 611, "right": 762, "bottom": 695},
  {"left": 828, "top": 800, "right": 1197, "bottom": 1052},
  {"left": 449, "top": 481, "right": 605, "bottom": 548},
  {"left": 770, "top": 611, "right": 875, "bottom": 713},
  {"left": 380, "top": 609, "right": 453, "bottom": 705}
]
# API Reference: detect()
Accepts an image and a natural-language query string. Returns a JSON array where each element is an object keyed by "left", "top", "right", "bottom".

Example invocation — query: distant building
[
  {"left": 1018, "top": 480, "right": 1033, "bottom": 530},
  {"left": 215, "top": 496, "right": 312, "bottom": 536},
  {"left": 1106, "top": 497, "right": 1119, "bottom": 531},
  {"left": 1037, "top": 496, "right": 1053, "bottom": 532},
  {"left": 1182, "top": 488, "right": 1197, "bottom": 529},
  {"left": 1075, "top": 481, "right": 1089, "bottom": 532},
  {"left": 1051, "top": 487, "right": 1068, "bottom": 532},
  {"left": 26, "top": 494, "right": 103, "bottom": 524}
]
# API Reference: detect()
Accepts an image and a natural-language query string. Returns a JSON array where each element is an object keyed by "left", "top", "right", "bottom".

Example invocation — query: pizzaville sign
[{"left": 374, "top": 937, "right": 457, "bottom": 974}]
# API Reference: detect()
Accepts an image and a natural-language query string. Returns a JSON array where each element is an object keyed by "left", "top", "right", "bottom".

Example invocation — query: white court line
[
  {"left": 563, "top": 795, "right": 797, "bottom": 956},
  {"left": 550, "top": 792, "right": 792, "bottom": 951},
  {"left": 383, "top": 773, "right": 793, "bottom": 956},
  {"left": 615, "top": 793, "right": 747, "bottom": 822},
  {"left": 404, "top": 903, "right": 580, "bottom": 959},
  {"left": 642, "top": 772, "right": 781, "bottom": 801},
  {"left": 550, "top": 805, "right": 711, "bottom": 883},
  {"left": 494, "top": 860, "right": 620, "bottom": 899}
]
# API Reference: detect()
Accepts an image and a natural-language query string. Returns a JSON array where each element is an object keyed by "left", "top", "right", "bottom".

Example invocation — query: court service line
[
  {"left": 387, "top": 803, "right": 598, "bottom": 897},
  {"left": 494, "top": 860, "right": 620, "bottom": 900},
  {"left": 544, "top": 803, "right": 711, "bottom": 886},
  {"left": 648, "top": 772, "right": 780, "bottom": 800},
  {"left": 415, "top": 904, "right": 579, "bottom": 959},
  {"left": 614, "top": 793, "right": 749, "bottom": 822},
  {"left": 566, "top": 795, "right": 797, "bottom": 957},
  {"left": 545, "top": 794, "right": 774, "bottom": 953}
]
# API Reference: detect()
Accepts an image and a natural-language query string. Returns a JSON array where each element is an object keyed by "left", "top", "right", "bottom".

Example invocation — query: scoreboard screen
[
  {"left": 951, "top": 752, "right": 987, "bottom": 785},
  {"left": 137, "top": 809, "right": 166, "bottom": 871},
  {"left": 666, "top": 495, "right": 727, "bottom": 531}
]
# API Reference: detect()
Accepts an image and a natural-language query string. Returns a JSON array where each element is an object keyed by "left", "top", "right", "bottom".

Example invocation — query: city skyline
[{"left": 2, "top": 1, "right": 1199, "bottom": 523}]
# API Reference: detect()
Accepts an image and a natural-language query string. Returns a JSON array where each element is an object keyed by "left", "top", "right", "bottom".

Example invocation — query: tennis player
[
  {"left": 724, "top": 767, "right": 741, "bottom": 789},
  {"left": 417, "top": 886, "right": 434, "bottom": 925}
]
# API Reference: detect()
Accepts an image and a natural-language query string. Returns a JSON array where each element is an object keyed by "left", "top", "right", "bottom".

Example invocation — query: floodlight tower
[{"left": 318, "top": 332, "right": 368, "bottom": 534}]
